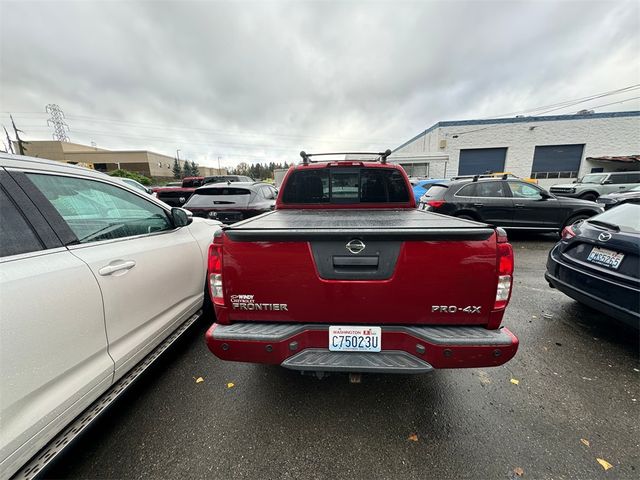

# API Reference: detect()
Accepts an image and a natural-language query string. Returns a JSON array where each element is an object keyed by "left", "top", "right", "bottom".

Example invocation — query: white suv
[
  {"left": 0, "top": 155, "right": 221, "bottom": 478},
  {"left": 550, "top": 171, "right": 640, "bottom": 201}
]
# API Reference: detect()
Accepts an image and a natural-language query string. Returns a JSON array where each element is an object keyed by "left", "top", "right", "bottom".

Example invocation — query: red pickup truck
[{"left": 205, "top": 151, "right": 518, "bottom": 376}]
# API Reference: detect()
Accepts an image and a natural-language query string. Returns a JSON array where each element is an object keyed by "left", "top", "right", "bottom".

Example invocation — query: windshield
[{"left": 578, "top": 174, "right": 607, "bottom": 184}]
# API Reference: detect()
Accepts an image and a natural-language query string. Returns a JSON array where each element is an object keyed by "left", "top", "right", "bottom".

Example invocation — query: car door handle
[
  {"left": 98, "top": 260, "right": 137, "bottom": 276},
  {"left": 514, "top": 203, "right": 525, "bottom": 207},
  {"left": 473, "top": 203, "right": 484, "bottom": 207}
]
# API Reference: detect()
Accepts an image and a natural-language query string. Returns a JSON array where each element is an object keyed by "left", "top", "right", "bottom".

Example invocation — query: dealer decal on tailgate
[{"left": 230, "top": 294, "right": 288, "bottom": 311}]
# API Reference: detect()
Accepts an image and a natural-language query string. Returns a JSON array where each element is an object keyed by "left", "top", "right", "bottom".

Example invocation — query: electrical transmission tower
[{"left": 45, "top": 104, "right": 70, "bottom": 142}]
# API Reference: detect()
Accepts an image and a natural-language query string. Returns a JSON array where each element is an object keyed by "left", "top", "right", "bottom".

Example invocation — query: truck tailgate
[{"left": 219, "top": 210, "right": 500, "bottom": 326}]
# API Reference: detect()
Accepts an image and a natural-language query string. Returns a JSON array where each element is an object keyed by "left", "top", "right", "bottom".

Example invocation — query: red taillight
[
  {"left": 208, "top": 243, "right": 224, "bottom": 306},
  {"left": 561, "top": 225, "right": 577, "bottom": 240},
  {"left": 498, "top": 242, "right": 514, "bottom": 276},
  {"left": 495, "top": 233, "right": 514, "bottom": 310},
  {"left": 427, "top": 200, "right": 446, "bottom": 208}
]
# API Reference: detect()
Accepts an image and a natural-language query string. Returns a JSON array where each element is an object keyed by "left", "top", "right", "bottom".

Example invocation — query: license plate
[
  {"left": 329, "top": 326, "right": 381, "bottom": 352},
  {"left": 587, "top": 246, "right": 625, "bottom": 269}
]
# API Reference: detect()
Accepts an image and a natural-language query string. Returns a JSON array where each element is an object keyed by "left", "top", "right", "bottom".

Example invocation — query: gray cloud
[{"left": 1, "top": 0, "right": 638, "bottom": 167}]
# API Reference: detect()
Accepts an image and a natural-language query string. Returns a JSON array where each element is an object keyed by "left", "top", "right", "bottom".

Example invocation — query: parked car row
[
  {"left": 2, "top": 152, "right": 638, "bottom": 479},
  {"left": 0, "top": 155, "right": 222, "bottom": 479},
  {"left": 153, "top": 175, "right": 254, "bottom": 207}
]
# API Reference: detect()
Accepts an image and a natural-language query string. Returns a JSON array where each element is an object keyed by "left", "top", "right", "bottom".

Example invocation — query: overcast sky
[{"left": 1, "top": 0, "right": 638, "bottom": 168}]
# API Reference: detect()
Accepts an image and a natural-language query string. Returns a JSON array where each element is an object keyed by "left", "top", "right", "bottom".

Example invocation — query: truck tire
[
  {"left": 455, "top": 213, "right": 477, "bottom": 221},
  {"left": 579, "top": 192, "right": 598, "bottom": 202}
]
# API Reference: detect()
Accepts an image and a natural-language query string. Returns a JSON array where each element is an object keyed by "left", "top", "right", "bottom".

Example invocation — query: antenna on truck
[{"left": 299, "top": 149, "right": 393, "bottom": 166}]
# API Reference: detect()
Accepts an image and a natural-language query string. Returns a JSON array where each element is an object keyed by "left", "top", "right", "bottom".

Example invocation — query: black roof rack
[
  {"left": 452, "top": 173, "right": 511, "bottom": 182},
  {"left": 299, "top": 149, "right": 392, "bottom": 166}
]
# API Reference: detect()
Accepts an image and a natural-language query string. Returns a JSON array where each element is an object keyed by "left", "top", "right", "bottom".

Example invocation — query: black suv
[{"left": 419, "top": 178, "right": 603, "bottom": 231}]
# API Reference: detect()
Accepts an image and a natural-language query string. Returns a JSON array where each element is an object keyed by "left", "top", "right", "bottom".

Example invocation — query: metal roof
[{"left": 393, "top": 110, "right": 640, "bottom": 153}]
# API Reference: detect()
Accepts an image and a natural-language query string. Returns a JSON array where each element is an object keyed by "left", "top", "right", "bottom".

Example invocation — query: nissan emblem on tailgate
[{"left": 346, "top": 239, "right": 366, "bottom": 254}]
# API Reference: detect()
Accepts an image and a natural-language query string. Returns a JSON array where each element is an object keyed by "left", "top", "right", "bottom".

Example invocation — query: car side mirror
[
  {"left": 602, "top": 179, "right": 612, "bottom": 184},
  {"left": 171, "top": 207, "right": 192, "bottom": 227},
  {"left": 540, "top": 191, "right": 553, "bottom": 200},
  {"left": 146, "top": 187, "right": 153, "bottom": 194}
]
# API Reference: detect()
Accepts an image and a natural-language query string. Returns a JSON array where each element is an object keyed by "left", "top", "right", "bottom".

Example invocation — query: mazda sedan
[{"left": 545, "top": 203, "right": 639, "bottom": 329}]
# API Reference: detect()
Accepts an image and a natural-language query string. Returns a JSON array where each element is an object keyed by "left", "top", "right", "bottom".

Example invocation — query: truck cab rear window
[{"left": 282, "top": 168, "right": 409, "bottom": 204}]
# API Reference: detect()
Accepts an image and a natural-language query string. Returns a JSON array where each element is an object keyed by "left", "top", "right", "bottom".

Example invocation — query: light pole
[{"left": 217, "top": 156, "right": 221, "bottom": 173}]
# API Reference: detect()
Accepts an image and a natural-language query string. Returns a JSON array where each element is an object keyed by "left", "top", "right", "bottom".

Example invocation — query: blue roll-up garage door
[
  {"left": 458, "top": 148, "right": 507, "bottom": 176},
  {"left": 530, "top": 144, "right": 584, "bottom": 179}
]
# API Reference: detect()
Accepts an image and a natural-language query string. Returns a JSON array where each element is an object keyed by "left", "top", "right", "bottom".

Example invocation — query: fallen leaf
[
  {"left": 478, "top": 370, "right": 492, "bottom": 385},
  {"left": 407, "top": 433, "right": 419, "bottom": 442},
  {"left": 513, "top": 466, "right": 524, "bottom": 476},
  {"left": 195, "top": 376, "right": 204, "bottom": 384},
  {"left": 510, "top": 378, "right": 519, "bottom": 385},
  {"left": 596, "top": 458, "right": 613, "bottom": 471},
  {"left": 226, "top": 382, "right": 235, "bottom": 389},
  {"left": 580, "top": 438, "right": 590, "bottom": 447}
]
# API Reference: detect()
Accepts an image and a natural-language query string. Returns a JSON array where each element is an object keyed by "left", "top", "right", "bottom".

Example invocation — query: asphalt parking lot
[{"left": 44, "top": 234, "right": 639, "bottom": 480}]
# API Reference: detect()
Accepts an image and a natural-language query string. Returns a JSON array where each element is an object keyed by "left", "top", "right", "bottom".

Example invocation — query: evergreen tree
[
  {"left": 191, "top": 161, "right": 200, "bottom": 176},
  {"left": 172, "top": 158, "right": 182, "bottom": 179}
]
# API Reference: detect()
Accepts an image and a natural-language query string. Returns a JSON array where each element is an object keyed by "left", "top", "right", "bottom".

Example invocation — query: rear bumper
[
  {"left": 186, "top": 208, "right": 266, "bottom": 223},
  {"left": 205, "top": 323, "right": 519, "bottom": 372}
]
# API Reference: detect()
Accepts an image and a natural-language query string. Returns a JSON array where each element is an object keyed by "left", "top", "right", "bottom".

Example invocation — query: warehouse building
[
  {"left": 390, "top": 111, "right": 640, "bottom": 188},
  {"left": 14, "top": 140, "right": 225, "bottom": 179}
]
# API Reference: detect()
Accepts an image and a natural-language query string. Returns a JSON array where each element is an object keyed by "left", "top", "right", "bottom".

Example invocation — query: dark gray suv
[
  {"left": 419, "top": 178, "right": 603, "bottom": 232},
  {"left": 183, "top": 182, "right": 277, "bottom": 223}
]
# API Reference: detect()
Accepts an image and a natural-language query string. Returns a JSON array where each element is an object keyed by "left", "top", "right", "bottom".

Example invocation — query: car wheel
[
  {"left": 455, "top": 214, "right": 476, "bottom": 221},
  {"left": 561, "top": 214, "right": 589, "bottom": 233},
  {"left": 580, "top": 192, "right": 597, "bottom": 202}
]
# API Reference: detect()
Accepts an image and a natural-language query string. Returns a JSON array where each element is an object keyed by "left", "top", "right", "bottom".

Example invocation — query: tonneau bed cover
[{"left": 223, "top": 209, "right": 495, "bottom": 241}]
